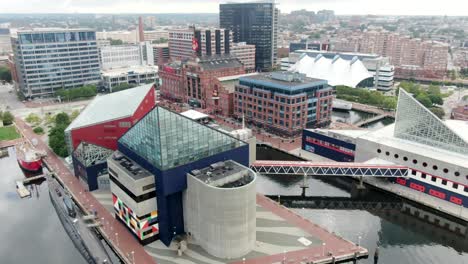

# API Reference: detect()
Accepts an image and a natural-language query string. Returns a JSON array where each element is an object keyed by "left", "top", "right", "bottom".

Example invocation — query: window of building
[
  {"left": 422, "top": 162, "right": 427, "bottom": 167},
  {"left": 142, "top": 183, "right": 155, "bottom": 191},
  {"left": 454, "top": 171, "right": 460, "bottom": 177},
  {"left": 403, "top": 157, "right": 408, "bottom": 161},
  {"left": 453, "top": 183, "right": 458, "bottom": 189},
  {"left": 411, "top": 170, "right": 416, "bottom": 176},
  {"left": 464, "top": 186, "right": 468, "bottom": 193},
  {"left": 421, "top": 173, "right": 426, "bottom": 179},
  {"left": 394, "top": 154, "right": 399, "bottom": 159},
  {"left": 377, "top": 149, "right": 381, "bottom": 153},
  {"left": 413, "top": 159, "right": 417, "bottom": 164},
  {"left": 431, "top": 176, "right": 436, "bottom": 182},
  {"left": 108, "top": 167, "right": 118, "bottom": 178},
  {"left": 442, "top": 180, "right": 447, "bottom": 185},
  {"left": 433, "top": 165, "right": 438, "bottom": 170},
  {"left": 385, "top": 151, "right": 390, "bottom": 156},
  {"left": 443, "top": 168, "right": 449, "bottom": 173}
]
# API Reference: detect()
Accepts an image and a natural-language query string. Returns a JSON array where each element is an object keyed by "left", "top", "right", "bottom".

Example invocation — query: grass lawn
[{"left": 0, "top": 125, "right": 20, "bottom": 141}]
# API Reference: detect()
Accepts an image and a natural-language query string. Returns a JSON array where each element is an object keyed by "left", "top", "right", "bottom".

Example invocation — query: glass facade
[
  {"left": 119, "top": 107, "right": 245, "bottom": 171},
  {"left": 220, "top": 2, "right": 278, "bottom": 71},
  {"left": 13, "top": 29, "right": 100, "bottom": 98},
  {"left": 394, "top": 89, "right": 468, "bottom": 155}
]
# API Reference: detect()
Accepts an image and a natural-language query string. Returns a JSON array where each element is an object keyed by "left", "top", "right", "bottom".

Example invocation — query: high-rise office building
[
  {"left": 11, "top": 28, "right": 100, "bottom": 98},
  {"left": 168, "top": 27, "right": 231, "bottom": 61},
  {"left": 220, "top": 1, "right": 279, "bottom": 71}
]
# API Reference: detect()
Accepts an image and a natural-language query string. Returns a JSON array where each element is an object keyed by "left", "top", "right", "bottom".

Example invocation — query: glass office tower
[
  {"left": 11, "top": 28, "right": 100, "bottom": 98},
  {"left": 220, "top": 1, "right": 278, "bottom": 71}
]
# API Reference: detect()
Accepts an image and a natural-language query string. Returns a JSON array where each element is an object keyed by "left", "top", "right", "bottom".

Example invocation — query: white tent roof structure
[
  {"left": 289, "top": 54, "right": 373, "bottom": 88},
  {"left": 180, "top": 110, "right": 209, "bottom": 121}
]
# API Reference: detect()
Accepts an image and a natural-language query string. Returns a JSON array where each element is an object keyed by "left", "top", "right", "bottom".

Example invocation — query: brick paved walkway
[
  {"left": 15, "top": 118, "right": 156, "bottom": 264},
  {"left": 230, "top": 195, "right": 367, "bottom": 264}
]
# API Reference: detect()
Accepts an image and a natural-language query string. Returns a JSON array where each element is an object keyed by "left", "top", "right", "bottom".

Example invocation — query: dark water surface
[
  {"left": 257, "top": 146, "right": 468, "bottom": 264},
  {"left": 0, "top": 147, "right": 86, "bottom": 264}
]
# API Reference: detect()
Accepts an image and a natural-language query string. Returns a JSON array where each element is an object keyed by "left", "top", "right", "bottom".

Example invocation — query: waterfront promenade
[{"left": 14, "top": 117, "right": 156, "bottom": 264}]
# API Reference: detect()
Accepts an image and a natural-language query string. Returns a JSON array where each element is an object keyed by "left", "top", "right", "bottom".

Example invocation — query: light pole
[
  {"left": 322, "top": 242, "right": 326, "bottom": 256},
  {"left": 131, "top": 250, "right": 135, "bottom": 264},
  {"left": 283, "top": 250, "right": 286, "bottom": 262},
  {"left": 358, "top": 236, "right": 362, "bottom": 247},
  {"left": 115, "top": 232, "right": 119, "bottom": 246}
]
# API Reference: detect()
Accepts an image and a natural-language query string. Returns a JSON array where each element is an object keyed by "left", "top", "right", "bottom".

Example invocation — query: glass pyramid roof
[
  {"left": 118, "top": 107, "right": 246, "bottom": 171},
  {"left": 394, "top": 89, "right": 468, "bottom": 155}
]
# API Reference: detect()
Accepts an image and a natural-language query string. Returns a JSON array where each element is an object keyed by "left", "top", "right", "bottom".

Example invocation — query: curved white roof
[
  {"left": 66, "top": 84, "right": 153, "bottom": 131},
  {"left": 289, "top": 55, "right": 373, "bottom": 88}
]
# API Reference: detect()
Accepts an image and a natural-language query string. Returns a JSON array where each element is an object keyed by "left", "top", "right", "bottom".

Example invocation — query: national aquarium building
[{"left": 110, "top": 106, "right": 256, "bottom": 257}]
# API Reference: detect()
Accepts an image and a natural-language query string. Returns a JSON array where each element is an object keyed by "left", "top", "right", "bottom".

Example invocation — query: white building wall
[
  {"left": 183, "top": 168, "right": 256, "bottom": 259},
  {"left": 100, "top": 45, "right": 142, "bottom": 70}
]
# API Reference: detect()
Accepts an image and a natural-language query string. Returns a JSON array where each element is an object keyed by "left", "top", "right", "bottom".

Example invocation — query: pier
[{"left": 15, "top": 117, "right": 156, "bottom": 264}]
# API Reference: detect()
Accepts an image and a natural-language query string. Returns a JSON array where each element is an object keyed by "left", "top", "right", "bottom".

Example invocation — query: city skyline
[{"left": 0, "top": 0, "right": 466, "bottom": 16}]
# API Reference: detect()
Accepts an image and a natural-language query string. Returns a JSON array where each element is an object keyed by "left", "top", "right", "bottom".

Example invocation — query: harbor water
[
  {"left": 2, "top": 143, "right": 468, "bottom": 264},
  {"left": 332, "top": 109, "right": 394, "bottom": 129},
  {"left": 0, "top": 147, "right": 86, "bottom": 264},
  {"left": 257, "top": 146, "right": 468, "bottom": 264}
]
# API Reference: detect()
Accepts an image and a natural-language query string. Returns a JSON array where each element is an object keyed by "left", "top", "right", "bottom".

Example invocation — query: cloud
[{"left": 0, "top": 0, "right": 465, "bottom": 15}]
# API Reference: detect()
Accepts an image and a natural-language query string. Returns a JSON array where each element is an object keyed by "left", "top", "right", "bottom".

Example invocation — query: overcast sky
[{"left": 0, "top": 0, "right": 465, "bottom": 16}]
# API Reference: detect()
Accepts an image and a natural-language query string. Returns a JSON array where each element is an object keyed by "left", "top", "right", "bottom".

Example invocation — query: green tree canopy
[
  {"left": 2, "top": 111, "right": 14, "bottom": 125},
  {"left": 429, "top": 107, "right": 445, "bottom": 119},
  {"left": 0, "top": 66, "right": 12, "bottom": 82},
  {"left": 415, "top": 94, "right": 432, "bottom": 108}
]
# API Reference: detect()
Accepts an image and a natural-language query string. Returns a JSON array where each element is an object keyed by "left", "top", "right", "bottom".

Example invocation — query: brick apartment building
[
  {"left": 332, "top": 31, "right": 449, "bottom": 79},
  {"left": 234, "top": 72, "right": 332, "bottom": 136},
  {"left": 159, "top": 55, "right": 245, "bottom": 116}
]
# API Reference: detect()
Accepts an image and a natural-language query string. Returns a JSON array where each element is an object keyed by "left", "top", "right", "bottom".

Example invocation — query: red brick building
[
  {"left": 160, "top": 55, "right": 246, "bottom": 115},
  {"left": 234, "top": 72, "right": 332, "bottom": 136}
]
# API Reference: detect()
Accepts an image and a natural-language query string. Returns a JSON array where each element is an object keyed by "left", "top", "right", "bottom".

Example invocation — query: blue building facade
[
  {"left": 72, "top": 142, "right": 113, "bottom": 191},
  {"left": 302, "top": 129, "right": 356, "bottom": 162},
  {"left": 118, "top": 107, "right": 249, "bottom": 246}
]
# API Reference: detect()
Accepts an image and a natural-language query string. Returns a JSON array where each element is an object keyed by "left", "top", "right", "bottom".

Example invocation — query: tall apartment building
[
  {"left": 99, "top": 45, "right": 142, "bottom": 70},
  {"left": 333, "top": 31, "right": 449, "bottom": 78},
  {"left": 99, "top": 41, "right": 154, "bottom": 70},
  {"left": 231, "top": 42, "right": 256, "bottom": 72},
  {"left": 144, "top": 30, "right": 169, "bottom": 42},
  {"left": 97, "top": 30, "right": 139, "bottom": 44},
  {"left": 220, "top": 1, "right": 279, "bottom": 71},
  {"left": 168, "top": 27, "right": 231, "bottom": 61},
  {"left": 12, "top": 28, "right": 100, "bottom": 98},
  {"left": 234, "top": 72, "right": 332, "bottom": 136}
]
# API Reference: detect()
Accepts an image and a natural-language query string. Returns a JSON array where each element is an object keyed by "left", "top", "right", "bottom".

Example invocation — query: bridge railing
[{"left": 251, "top": 161, "right": 409, "bottom": 178}]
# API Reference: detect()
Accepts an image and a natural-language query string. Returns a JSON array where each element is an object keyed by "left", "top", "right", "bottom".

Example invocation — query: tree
[
  {"left": 70, "top": 110, "right": 80, "bottom": 121},
  {"left": 109, "top": 38, "right": 124, "bottom": 45},
  {"left": 415, "top": 94, "right": 432, "bottom": 108},
  {"left": 429, "top": 107, "right": 445, "bottom": 119},
  {"left": 48, "top": 113, "right": 71, "bottom": 157},
  {"left": 0, "top": 66, "right": 12, "bottom": 82},
  {"left": 33, "top": 127, "right": 44, "bottom": 134},
  {"left": 428, "top": 94, "right": 443, "bottom": 105},
  {"left": 55, "top": 112, "right": 70, "bottom": 126},
  {"left": 2, "top": 111, "right": 14, "bottom": 125},
  {"left": 25, "top": 113, "right": 41, "bottom": 125}
]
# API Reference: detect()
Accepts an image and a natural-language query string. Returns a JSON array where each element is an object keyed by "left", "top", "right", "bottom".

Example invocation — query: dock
[
  {"left": 355, "top": 113, "right": 389, "bottom": 127},
  {"left": 16, "top": 181, "right": 31, "bottom": 198},
  {"left": 15, "top": 117, "right": 155, "bottom": 264}
]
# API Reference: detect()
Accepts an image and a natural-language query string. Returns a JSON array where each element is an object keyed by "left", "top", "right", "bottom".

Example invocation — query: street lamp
[
  {"left": 131, "top": 250, "right": 135, "bottom": 264},
  {"left": 358, "top": 236, "right": 362, "bottom": 247},
  {"left": 115, "top": 232, "right": 119, "bottom": 246},
  {"left": 322, "top": 243, "right": 326, "bottom": 256}
]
